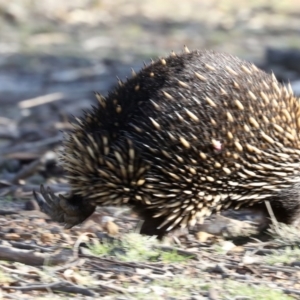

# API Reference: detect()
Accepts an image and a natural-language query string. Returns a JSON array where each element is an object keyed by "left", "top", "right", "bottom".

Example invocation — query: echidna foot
[{"left": 33, "top": 185, "right": 95, "bottom": 228}]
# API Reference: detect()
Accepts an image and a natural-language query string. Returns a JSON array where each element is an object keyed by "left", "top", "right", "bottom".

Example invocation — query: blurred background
[
  {"left": 0, "top": 0, "right": 300, "bottom": 203},
  {"left": 1, "top": 0, "right": 300, "bottom": 111}
]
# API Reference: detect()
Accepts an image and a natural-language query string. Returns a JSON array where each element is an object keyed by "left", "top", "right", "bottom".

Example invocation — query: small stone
[
  {"left": 103, "top": 221, "right": 119, "bottom": 236},
  {"left": 229, "top": 246, "right": 245, "bottom": 253},
  {"left": 50, "top": 226, "right": 62, "bottom": 234},
  {"left": 196, "top": 231, "right": 215, "bottom": 243},
  {"left": 3, "top": 159, "right": 21, "bottom": 172},
  {"left": 220, "top": 240, "right": 235, "bottom": 252},
  {"left": 4, "top": 233, "right": 21, "bottom": 240},
  {"left": 40, "top": 232, "right": 54, "bottom": 243},
  {"left": 242, "top": 255, "right": 260, "bottom": 265},
  {"left": 20, "top": 233, "right": 33, "bottom": 240},
  {"left": 81, "top": 219, "right": 103, "bottom": 234},
  {"left": 208, "top": 288, "right": 219, "bottom": 300}
]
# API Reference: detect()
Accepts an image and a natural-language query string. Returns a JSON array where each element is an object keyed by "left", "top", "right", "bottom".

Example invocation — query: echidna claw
[
  {"left": 33, "top": 185, "right": 65, "bottom": 223},
  {"left": 33, "top": 185, "right": 95, "bottom": 228}
]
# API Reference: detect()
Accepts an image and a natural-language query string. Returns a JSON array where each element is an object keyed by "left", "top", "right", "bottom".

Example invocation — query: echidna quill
[{"left": 34, "top": 48, "right": 300, "bottom": 238}]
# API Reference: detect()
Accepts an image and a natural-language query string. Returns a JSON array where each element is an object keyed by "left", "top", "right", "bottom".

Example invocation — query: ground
[{"left": 1, "top": 1, "right": 300, "bottom": 299}]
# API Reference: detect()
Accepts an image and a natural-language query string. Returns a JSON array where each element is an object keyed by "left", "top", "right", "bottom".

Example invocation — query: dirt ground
[{"left": 1, "top": 1, "right": 300, "bottom": 299}]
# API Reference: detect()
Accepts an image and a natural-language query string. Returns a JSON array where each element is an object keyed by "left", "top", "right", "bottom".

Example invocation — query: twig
[
  {"left": 10, "top": 158, "right": 42, "bottom": 184},
  {"left": 2, "top": 281, "right": 97, "bottom": 297},
  {"left": 0, "top": 245, "right": 75, "bottom": 266},
  {"left": 153, "top": 245, "right": 198, "bottom": 259},
  {"left": 264, "top": 200, "right": 279, "bottom": 233},
  {"left": 16, "top": 183, "right": 70, "bottom": 193},
  {"left": 19, "top": 92, "right": 65, "bottom": 109},
  {"left": 0, "top": 209, "right": 18, "bottom": 216},
  {"left": 0, "top": 135, "right": 62, "bottom": 155},
  {"left": 8, "top": 241, "right": 54, "bottom": 252},
  {"left": 259, "top": 264, "right": 300, "bottom": 274},
  {"left": 3, "top": 152, "right": 41, "bottom": 160},
  {"left": 50, "top": 258, "right": 84, "bottom": 272},
  {"left": 0, "top": 128, "right": 19, "bottom": 139},
  {"left": 0, "top": 264, "right": 40, "bottom": 279},
  {"left": 81, "top": 254, "right": 168, "bottom": 274},
  {"left": 93, "top": 282, "right": 132, "bottom": 294}
]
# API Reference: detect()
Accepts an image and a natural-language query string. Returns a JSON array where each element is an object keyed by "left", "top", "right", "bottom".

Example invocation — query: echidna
[{"left": 34, "top": 48, "right": 300, "bottom": 238}]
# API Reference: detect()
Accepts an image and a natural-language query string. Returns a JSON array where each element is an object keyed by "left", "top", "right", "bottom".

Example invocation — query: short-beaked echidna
[{"left": 34, "top": 49, "right": 300, "bottom": 238}]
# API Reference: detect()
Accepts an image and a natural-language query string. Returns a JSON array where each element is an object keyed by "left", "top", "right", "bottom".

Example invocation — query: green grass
[
  {"left": 0, "top": 268, "right": 13, "bottom": 284},
  {"left": 159, "top": 250, "right": 193, "bottom": 263},
  {"left": 88, "top": 233, "right": 192, "bottom": 263},
  {"left": 121, "top": 277, "right": 293, "bottom": 300},
  {"left": 264, "top": 247, "right": 300, "bottom": 265},
  {"left": 268, "top": 223, "right": 300, "bottom": 246},
  {"left": 0, "top": 195, "right": 14, "bottom": 203},
  {"left": 88, "top": 239, "right": 115, "bottom": 256},
  {"left": 121, "top": 276, "right": 210, "bottom": 300},
  {"left": 223, "top": 280, "right": 294, "bottom": 300}
]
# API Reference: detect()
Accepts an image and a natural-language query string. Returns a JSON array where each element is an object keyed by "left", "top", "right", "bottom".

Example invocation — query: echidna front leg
[{"left": 33, "top": 185, "right": 95, "bottom": 229}]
